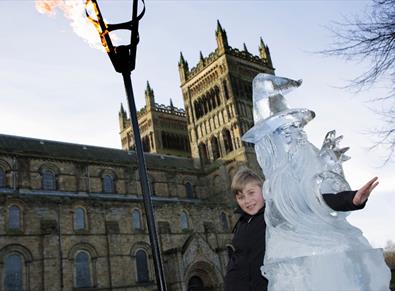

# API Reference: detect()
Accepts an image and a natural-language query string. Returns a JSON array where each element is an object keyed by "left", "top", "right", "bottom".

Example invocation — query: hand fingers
[
  {"left": 362, "top": 177, "right": 379, "bottom": 191},
  {"left": 361, "top": 181, "right": 379, "bottom": 201},
  {"left": 355, "top": 177, "right": 379, "bottom": 205},
  {"left": 367, "top": 176, "right": 379, "bottom": 186},
  {"left": 368, "top": 181, "right": 379, "bottom": 193}
]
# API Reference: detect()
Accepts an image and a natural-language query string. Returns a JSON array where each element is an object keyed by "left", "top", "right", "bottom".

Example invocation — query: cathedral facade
[{"left": 0, "top": 22, "right": 274, "bottom": 291}]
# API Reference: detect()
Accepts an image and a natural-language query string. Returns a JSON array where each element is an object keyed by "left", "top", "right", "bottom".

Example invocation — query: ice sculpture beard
[
  {"left": 256, "top": 125, "right": 318, "bottom": 198},
  {"left": 255, "top": 126, "right": 317, "bottom": 223}
]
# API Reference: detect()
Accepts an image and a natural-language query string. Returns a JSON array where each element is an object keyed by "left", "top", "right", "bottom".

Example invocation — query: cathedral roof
[{"left": 0, "top": 133, "right": 196, "bottom": 171}]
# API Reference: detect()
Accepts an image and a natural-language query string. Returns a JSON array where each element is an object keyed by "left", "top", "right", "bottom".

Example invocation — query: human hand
[{"left": 353, "top": 177, "right": 379, "bottom": 206}]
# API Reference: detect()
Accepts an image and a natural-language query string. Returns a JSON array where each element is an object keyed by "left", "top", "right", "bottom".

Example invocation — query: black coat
[
  {"left": 224, "top": 206, "right": 268, "bottom": 291},
  {"left": 224, "top": 191, "right": 365, "bottom": 291}
]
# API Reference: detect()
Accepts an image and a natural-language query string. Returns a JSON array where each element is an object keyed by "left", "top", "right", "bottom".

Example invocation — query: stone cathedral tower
[
  {"left": 119, "top": 82, "right": 190, "bottom": 158},
  {"left": 179, "top": 20, "right": 275, "bottom": 170}
]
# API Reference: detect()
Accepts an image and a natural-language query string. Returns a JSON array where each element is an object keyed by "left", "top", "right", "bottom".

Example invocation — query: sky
[{"left": 0, "top": 0, "right": 394, "bottom": 248}]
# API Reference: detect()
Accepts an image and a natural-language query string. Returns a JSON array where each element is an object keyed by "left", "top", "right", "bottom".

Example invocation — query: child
[{"left": 224, "top": 167, "right": 378, "bottom": 291}]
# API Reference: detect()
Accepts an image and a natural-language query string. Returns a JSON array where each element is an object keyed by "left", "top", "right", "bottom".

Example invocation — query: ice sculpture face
[{"left": 242, "top": 73, "right": 391, "bottom": 291}]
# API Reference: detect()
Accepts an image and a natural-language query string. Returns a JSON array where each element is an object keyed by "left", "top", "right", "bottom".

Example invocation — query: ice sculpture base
[{"left": 262, "top": 248, "right": 391, "bottom": 291}]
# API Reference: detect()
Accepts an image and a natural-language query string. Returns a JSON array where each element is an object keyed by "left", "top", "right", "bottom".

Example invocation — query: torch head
[{"left": 85, "top": 0, "right": 145, "bottom": 73}]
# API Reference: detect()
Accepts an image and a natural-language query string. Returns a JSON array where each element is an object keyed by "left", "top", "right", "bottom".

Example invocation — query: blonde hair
[{"left": 231, "top": 167, "right": 263, "bottom": 196}]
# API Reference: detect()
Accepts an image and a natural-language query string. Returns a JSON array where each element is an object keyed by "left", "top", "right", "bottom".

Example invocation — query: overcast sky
[{"left": 0, "top": 0, "right": 393, "bottom": 248}]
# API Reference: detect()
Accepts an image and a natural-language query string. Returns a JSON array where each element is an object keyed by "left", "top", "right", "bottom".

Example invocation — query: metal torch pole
[{"left": 121, "top": 71, "right": 167, "bottom": 291}]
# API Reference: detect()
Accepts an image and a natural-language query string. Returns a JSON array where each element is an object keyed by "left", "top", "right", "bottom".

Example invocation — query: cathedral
[{"left": 0, "top": 21, "right": 274, "bottom": 291}]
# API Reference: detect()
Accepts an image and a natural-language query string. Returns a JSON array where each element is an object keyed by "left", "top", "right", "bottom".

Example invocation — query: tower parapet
[{"left": 182, "top": 25, "right": 274, "bottom": 84}]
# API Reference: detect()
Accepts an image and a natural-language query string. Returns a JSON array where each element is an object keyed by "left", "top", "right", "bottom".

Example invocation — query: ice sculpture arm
[
  {"left": 320, "top": 130, "right": 350, "bottom": 162},
  {"left": 322, "top": 191, "right": 366, "bottom": 211},
  {"left": 353, "top": 176, "right": 379, "bottom": 206},
  {"left": 321, "top": 177, "right": 378, "bottom": 211},
  {"left": 319, "top": 130, "right": 350, "bottom": 178}
]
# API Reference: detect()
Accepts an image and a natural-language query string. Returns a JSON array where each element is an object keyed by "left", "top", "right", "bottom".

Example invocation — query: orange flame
[
  {"left": 35, "top": 0, "right": 104, "bottom": 50},
  {"left": 85, "top": 0, "right": 112, "bottom": 53}
]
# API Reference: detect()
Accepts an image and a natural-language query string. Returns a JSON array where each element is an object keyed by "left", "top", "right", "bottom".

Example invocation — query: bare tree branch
[{"left": 321, "top": 0, "right": 395, "bottom": 163}]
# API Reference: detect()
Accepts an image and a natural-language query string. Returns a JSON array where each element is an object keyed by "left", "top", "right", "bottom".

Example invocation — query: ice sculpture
[{"left": 242, "top": 73, "right": 391, "bottom": 291}]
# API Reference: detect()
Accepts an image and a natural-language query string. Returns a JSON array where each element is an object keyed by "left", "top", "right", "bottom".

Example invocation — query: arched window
[
  {"left": 194, "top": 101, "right": 200, "bottom": 119},
  {"left": 142, "top": 136, "right": 151, "bottom": 152},
  {"left": 132, "top": 209, "right": 142, "bottom": 230},
  {"left": 198, "top": 143, "right": 209, "bottom": 164},
  {"left": 8, "top": 205, "right": 21, "bottom": 231},
  {"left": 75, "top": 251, "right": 92, "bottom": 288},
  {"left": 180, "top": 211, "right": 189, "bottom": 230},
  {"left": 42, "top": 169, "right": 56, "bottom": 190},
  {"left": 103, "top": 174, "right": 114, "bottom": 193},
  {"left": 0, "top": 168, "right": 5, "bottom": 188},
  {"left": 212, "top": 94, "right": 217, "bottom": 109},
  {"left": 220, "top": 212, "right": 229, "bottom": 231},
  {"left": 223, "top": 129, "right": 233, "bottom": 154},
  {"left": 187, "top": 276, "right": 205, "bottom": 291},
  {"left": 161, "top": 132, "right": 168, "bottom": 149},
  {"left": 202, "top": 97, "right": 208, "bottom": 114},
  {"left": 74, "top": 207, "right": 86, "bottom": 231},
  {"left": 210, "top": 136, "right": 220, "bottom": 160},
  {"left": 215, "top": 89, "right": 221, "bottom": 107},
  {"left": 206, "top": 95, "right": 212, "bottom": 111},
  {"left": 185, "top": 182, "right": 194, "bottom": 199},
  {"left": 223, "top": 80, "right": 229, "bottom": 100},
  {"left": 4, "top": 254, "right": 23, "bottom": 291},
  {"left": 136, "top": 250, "right": 149, "bottom": 283}
]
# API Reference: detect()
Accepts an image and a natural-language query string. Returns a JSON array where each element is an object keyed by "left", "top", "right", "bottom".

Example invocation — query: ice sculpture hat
[{"left": 242, "top": 73, "right": 316, "bottom": 143}]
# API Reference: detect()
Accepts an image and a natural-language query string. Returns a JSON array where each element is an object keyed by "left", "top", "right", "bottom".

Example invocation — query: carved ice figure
[{"left": 242, "top": 73, "right": 390, "bottom": 291}]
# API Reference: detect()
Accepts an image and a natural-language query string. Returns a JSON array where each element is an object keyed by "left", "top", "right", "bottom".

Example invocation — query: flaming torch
[{"left": 85, "top": 1, "right": 167, "bottom": 290}]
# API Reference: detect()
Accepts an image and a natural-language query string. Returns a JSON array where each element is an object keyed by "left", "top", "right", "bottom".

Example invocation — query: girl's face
[{"left": 236, "top": 182, "right": 265, "bottom": 215}]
